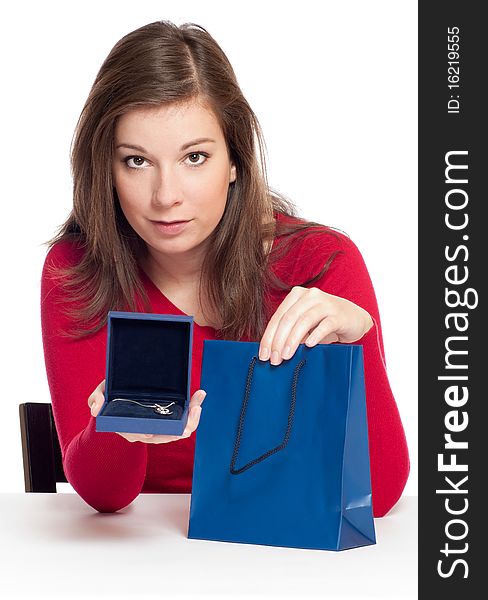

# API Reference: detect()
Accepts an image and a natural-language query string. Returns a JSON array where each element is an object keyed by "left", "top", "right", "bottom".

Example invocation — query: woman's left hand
[{"left": 258, "top": 286, "right": 373, "bottom": 365}]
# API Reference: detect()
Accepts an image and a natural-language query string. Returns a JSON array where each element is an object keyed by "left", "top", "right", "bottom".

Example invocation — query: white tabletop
[{"left": 0, "top": 492, "right": 417, "bottom": 599}]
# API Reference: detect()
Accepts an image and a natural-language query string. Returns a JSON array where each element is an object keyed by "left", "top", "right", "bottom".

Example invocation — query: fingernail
[
  {"left": 282, "top": 345, "right": 291, "bottom": 359},
  {"left": 259, "top": 347, "right": 270, "bottom": 361},
  {"left": 270, "top": 350, "right": 281, "bottom": 365}
]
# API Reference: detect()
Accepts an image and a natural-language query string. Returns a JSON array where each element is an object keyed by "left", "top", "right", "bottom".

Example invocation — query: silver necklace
[{"left": 112, "top": 398, "right": 176, "bottom": 415}]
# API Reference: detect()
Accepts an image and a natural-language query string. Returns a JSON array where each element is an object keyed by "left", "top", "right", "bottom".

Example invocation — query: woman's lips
[{"left": 151, "top": 220, "right": 191, "bottom": 235}]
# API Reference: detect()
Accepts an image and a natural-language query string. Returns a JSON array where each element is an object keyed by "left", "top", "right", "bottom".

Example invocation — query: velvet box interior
[{"left": 96, "top": 311, "right": 193, "bottom": 436}]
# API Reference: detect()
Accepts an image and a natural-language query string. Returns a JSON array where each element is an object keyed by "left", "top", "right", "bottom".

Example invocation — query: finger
[
  {"left": 279, "top": 307, "right": 331, "bottom": 360},
  {"left": 89, "top": 395, "right": 101, "bottom": 417},
  {"left": 183, "top": 400, "right": 205, "bottom": 436},
  {"left": 115, "top": 431, "right": 145, "bottom": 443},
  {"left": 144, "top": 434, "right": 182, "bottom": 444},
  {"left": 267, "top": 293, "right": 326, "bottom": 365},
  {"left": 88, "top": 380, "right": 106, "bottom": 415},
  {"left": 182, "top": 404, "right": 202, "bottom": 437},
  {"left": 304, "top": 317, "right": 340, "bottom": 347},
  {"left": 115, "top": 431, "right": 181, "bottom": 444},
  {"left": 115, "top": 432, "right": 140, "bottom": 443},
  {"left": 193, "top": 405, "right": 203, "bottom": 428},
  {"left": 258, "top": 286, "right": 307, "bottom": 361},
  {"left": 90, "top": 394, "right": 106, "bottom": 417},
  {"left": 319, "top": 332, "right": 340, "bottom": 344},
  {"left": 188, "top": 390, "right": 206, "bottom": 410}
]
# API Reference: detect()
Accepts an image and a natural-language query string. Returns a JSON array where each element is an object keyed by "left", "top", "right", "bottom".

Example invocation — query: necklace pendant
[{"left": 154, "top": 404, "right": 172, "bottom": 415}]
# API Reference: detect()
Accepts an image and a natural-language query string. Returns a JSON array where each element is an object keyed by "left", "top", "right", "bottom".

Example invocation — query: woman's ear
[{"left": 230, "top": 163, "right": 237, "bottom": 183}]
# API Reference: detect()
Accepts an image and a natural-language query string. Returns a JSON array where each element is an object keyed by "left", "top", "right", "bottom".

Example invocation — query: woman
[{"left": 41, "top": 20, "right": 409, "bottom": 516}]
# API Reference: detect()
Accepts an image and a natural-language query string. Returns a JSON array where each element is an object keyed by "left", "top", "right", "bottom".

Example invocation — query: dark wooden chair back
[{"left": 19, "top": 402, "right": 67, "bottom": 492}]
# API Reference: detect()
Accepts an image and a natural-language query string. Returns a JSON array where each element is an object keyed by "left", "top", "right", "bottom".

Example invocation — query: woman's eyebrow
[
  {"left": 180, "top": 137, "right": 216, "bottom": 150},
  {"left": 115, "top": 138, "right": 216, "bottom": 153}
]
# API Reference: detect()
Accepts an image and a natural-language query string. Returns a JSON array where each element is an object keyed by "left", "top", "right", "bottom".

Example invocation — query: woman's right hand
[{"left": 88, "top": 379, "right": 206, "bottom": 444}]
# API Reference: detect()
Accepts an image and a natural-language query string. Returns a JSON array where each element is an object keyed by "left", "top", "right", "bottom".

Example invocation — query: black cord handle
[{"left": 230, "top": 355, "right": 306, "bottom": 475}]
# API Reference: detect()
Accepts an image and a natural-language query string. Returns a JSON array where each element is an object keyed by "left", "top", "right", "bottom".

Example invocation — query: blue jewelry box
[{"left": 96, "top": 311, "right": 194, "bottom": 436}]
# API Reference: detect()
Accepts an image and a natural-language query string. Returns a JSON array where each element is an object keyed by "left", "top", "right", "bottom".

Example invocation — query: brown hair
[{"left": 45, "top": 20, "right": 341, "bottom": 340}]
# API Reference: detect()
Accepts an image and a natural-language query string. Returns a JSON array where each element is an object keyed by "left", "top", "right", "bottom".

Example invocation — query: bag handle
[{"left": 230, "top": 355, "right": 307, "bottom": 475}]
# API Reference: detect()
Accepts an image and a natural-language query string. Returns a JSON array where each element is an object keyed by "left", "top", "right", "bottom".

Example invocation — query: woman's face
[{"left": 112, "top": 100, "right": 236, "bottom": 260}]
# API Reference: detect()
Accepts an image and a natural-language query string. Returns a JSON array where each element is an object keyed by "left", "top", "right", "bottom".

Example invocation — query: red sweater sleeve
[
  {"left": 293, "top": 231, "right": 410, "bottom": 517},
  {"left": 40, "top": 241, "right": 147, "bottom": 512}
]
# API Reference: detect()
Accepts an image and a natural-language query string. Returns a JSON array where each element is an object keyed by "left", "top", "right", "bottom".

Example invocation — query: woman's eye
[
  {"left": 186, "top": 152, "right": 209, "bottom": 167},
  {"left": 124, "top": 156, "right": 148, "bottom": 169}
]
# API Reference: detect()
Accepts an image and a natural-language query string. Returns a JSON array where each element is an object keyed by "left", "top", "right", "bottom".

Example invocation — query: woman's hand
[
  {"left": 258, "top": 286, "right": 373, "bottom": 365},
  {"left": 88, "top": 379, "right": 206, "bottom": 444}
]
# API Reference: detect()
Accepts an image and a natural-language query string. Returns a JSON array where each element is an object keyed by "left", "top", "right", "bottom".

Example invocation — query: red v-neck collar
[{"left": 137, "top": 265, "right": 217, "bottom": 331}]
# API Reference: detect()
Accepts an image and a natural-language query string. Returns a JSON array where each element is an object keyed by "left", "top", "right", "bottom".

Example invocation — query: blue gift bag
[{"left": 188, "top": 341, "right": 376, "bottom": 551}]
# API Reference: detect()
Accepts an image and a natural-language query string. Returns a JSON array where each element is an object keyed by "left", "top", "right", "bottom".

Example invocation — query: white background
[{"left": 0, "top": 0, "right": 417, "bottom": 495}]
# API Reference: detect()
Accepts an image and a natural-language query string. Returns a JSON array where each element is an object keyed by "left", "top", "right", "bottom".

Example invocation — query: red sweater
[{"left": 41, "top": 212, "right": 409, "bottom": 516}]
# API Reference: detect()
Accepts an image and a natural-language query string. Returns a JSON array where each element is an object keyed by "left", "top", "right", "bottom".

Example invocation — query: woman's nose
[{"left": 151, "top": 167, "right": 182, "bottom": 207}]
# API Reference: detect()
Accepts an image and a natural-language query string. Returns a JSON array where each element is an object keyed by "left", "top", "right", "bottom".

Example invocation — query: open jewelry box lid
[{"left": 96, "top": 311, "right": 194, "bottom": 436}]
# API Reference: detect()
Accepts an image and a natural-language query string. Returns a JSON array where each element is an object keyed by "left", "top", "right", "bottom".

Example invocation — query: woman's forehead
[{"left": 114, "top": 101, "right": 223, "bottom": 145}]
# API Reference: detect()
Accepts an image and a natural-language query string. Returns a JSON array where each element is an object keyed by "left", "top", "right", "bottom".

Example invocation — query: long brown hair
[{"left": 45, "top": 20, "right": 341, "bottom": 340}]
